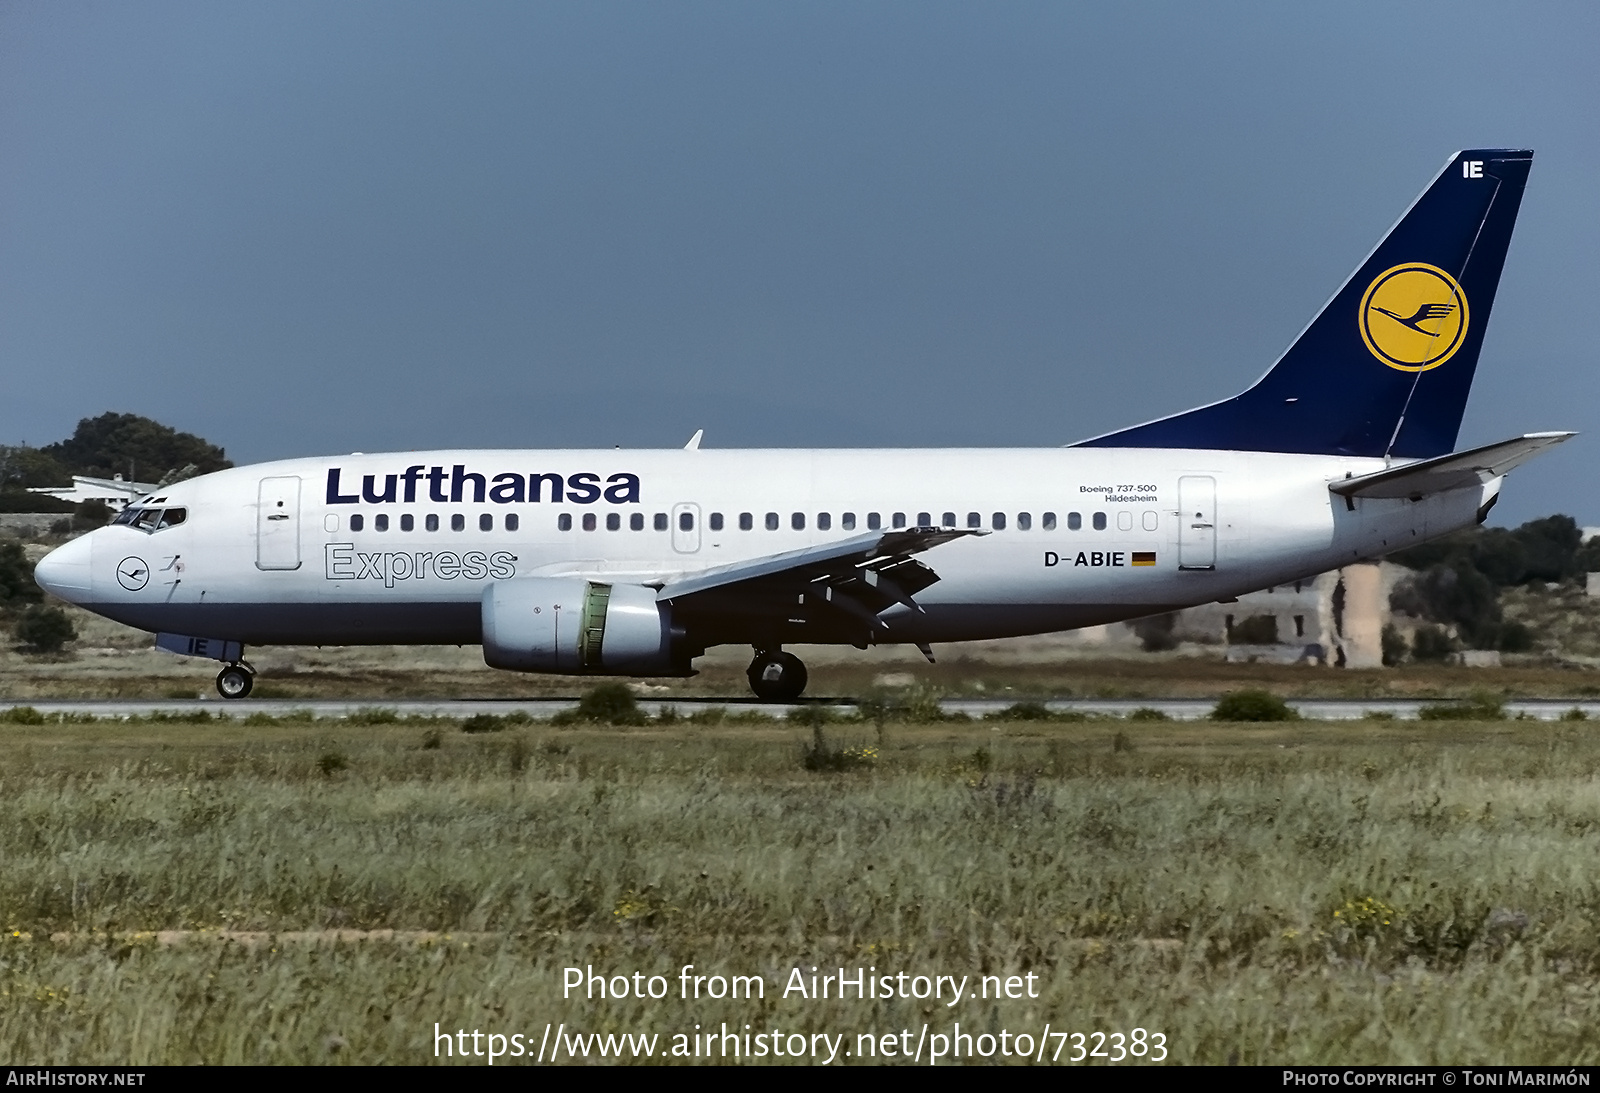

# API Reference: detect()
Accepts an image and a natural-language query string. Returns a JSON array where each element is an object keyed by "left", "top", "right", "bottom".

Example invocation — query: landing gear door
[
  {"left": 1178, "top": 475, "right": 1216, "bottom": 571},
  {"left": 257, "top": 476, "right": 302, "bottom": 571},
  {"left": 671, "top": 503, "right": 701, "bottom": 554}
]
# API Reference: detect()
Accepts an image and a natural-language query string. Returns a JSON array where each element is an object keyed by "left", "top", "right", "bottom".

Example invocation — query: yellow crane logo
[{"left": 1359, "top": 262, "right": 1469, "bottom": 372}]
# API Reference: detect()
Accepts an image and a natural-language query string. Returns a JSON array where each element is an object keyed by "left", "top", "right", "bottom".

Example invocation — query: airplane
[{"left": 33, "top": 148, "right": 1572, "bottom": 701}]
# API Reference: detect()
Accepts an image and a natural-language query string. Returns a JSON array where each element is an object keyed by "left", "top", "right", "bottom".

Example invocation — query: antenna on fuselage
[{"left": 684, "top": 429, "right": 704, "bottom": 451}]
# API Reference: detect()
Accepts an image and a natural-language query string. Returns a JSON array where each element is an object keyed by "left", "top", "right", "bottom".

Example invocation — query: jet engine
[{"left": 481, "top": 578, "right": 687, "bottom": 675}]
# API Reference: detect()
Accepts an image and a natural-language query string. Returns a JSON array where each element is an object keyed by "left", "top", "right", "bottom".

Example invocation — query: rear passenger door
[{"left": 1177, "top": 475, "right": 1216, "bottom": 571}]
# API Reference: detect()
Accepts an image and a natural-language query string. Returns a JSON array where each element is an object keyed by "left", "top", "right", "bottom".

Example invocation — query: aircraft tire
[
  {"left": 216, "top": 665, "right": 254, "bottom": 700},
  {"left": 747, "top": 651, "right": 807, "bottom": 701}
]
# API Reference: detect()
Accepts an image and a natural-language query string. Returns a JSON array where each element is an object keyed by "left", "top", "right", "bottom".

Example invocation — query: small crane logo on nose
[{"left": 117, "top": 557, "right": 150, "bottom": 591}]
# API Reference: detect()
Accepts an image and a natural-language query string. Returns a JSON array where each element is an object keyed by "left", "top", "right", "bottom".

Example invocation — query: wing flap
[
  {"left": 657, "top": 527, "right": 981, "bottom": 633},
  {"left": 1330, "top": 432, "right": 1575, "bottom": 500},
  {"left": 657, "top": 527, "right": 977, "bottom": 600}
]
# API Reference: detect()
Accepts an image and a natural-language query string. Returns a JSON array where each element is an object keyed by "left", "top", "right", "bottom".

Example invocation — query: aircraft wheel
[
  {"left": 216, "top": 664, "right": 254, "bottom": 700},
  {"left": 747, "top": 651, "right": 807, "bottom": 701}
]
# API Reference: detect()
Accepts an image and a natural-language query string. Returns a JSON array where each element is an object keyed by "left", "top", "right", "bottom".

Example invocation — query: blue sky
[{"left": 2, "top": 2, "right": 1595, "bottom": 525}]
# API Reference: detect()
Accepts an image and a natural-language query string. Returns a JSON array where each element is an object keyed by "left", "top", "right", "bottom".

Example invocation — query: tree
[
  {"left": 1410, "top": 624, "right": 1456, "bottom": 660},
  {"left": 0, "top": 542, "right": 43, "bottom": 606},
  {"left": 1132, "top": 612, "right": 1179, "bottom": 652},
  {"left": 1390, "top": 560, "right": 1503, "bottom": 649},
  {"left": 41, "top": 413, "right": 231, "bottom": 482},
  {"left": 1380, "top": 624, "right": 1408, "bottom": 666},
  {"left": 1389, "top": 515, "right": 1585, "bottom": 588},
  {"left": 72, "top": 500, "right": 112, "bottom": 531},
  {"left": 0, "top": 446, "right": 75, "bottom": 513},
  {"left": 14, "top": 604, "right": 75, "bottom": 652},
  {"left": 1516, "top": 515, "right": 1583, "bottom": 583},
  {"left": 0, "top": 445, "right": 73, "bottom": 490}
]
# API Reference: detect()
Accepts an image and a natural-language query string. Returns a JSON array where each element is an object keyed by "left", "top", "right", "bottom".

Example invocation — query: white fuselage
[{"left": 39, "top": 446, "right": 1493, "bottom": 659}]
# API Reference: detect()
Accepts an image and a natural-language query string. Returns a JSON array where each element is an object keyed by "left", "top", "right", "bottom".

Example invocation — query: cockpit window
[{"left": 113, "top": 506, "right": 187, "bottom": 533}]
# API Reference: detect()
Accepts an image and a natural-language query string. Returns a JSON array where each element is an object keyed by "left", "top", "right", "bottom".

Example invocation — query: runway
[{"left": 10, "top": 697, "right": 1600, "bottom": 721}]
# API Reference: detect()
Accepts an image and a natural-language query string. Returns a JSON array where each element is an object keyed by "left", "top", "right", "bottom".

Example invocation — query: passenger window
[
  {"left": 766, "top": 512, "right": 779, "bottom": 531},
  {"left": 710, "top": 512, "right": 724, "bottom": 531},
  {"left": 917, "top": 512, "right": 931, "bottom": 527},
  {"left": 1017, "top": 512, "right": 1031, "bottom": 530},
  {"left": 425, "top": 514, "right": 440, "bottom": 532},
  {"left": 1117, "top": 511, "right": 1134, "bottom": 532},
  {"left": 401, "top": 514, "right": 415, "bottom": 532},
  {"left": 942, "top": 512, "right": 956, "bottom": 527},
  {"left": 992, "top": 512, "right": 1006, "bottom": 530},
  {"left": 558, "top": 514, "right": 572, "bottom": 531},
  {"left": 892, "top": 512, "right": 906, "bottom": 529},
  {"left": 817, "top": 512, "right": 831, "bottom": 531},
  {"left": 1093, "top": 512, "right": 1107, "bottom": 531},
  {"left": 739, "top": 512, "right": 753, "bottom": 531},
  {"left": 479, "top": 514, "right": 492, "bottom": 532},
  {"left": 506, "top": 514, "right": 519, "bottom": 532},
  {"left": 350, "top": 514, "right": 364, "bottom": 532},
  {"left": 1067, "top": 512, "right": 1081, "bottom": 531},
  {"left": 966, "top": 512, "right": 980, "bottom": 529},
  {"left": 842, "top": 512, "right": 856, "bottom": 530},
  {"left": 630, "top": 513, "right": 643, "bottom": 531},
  {"left": 584, "top": 513, "right": 597, "bottom": 531},
  {"left": 1142, "top": 510, "right": 1159, "bottom": 532},
  {"left": 792, "top": 512, "right": 805, "bottom": 530},
  {"left": 451, "top": 514, "right": 465, "bottom": 532},
  {"left": 867, "top": 513, "right": 881, "bottom": 531},
  {"left": 654, "top": 513, "right": 668, "bottom": 531},
  {"left": 375, "top": 514, "right": 389, "bottom": 532},
  {"left": 607, "top": 513, "right": 620, "bottom": 531},
  {"left": 1043, "top": 512, "right": 1056, "bottom": 530},
  {"left": 679, "top": 512, "right": 694, "bottom": 531}
]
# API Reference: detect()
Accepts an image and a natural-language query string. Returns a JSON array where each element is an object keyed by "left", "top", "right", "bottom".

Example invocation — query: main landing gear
[
  {"left": 747, "top": 648, "right": 808, "bottom": 701},
  {"left": 216, "top": 662, "right": 255, "bottom": 700}
]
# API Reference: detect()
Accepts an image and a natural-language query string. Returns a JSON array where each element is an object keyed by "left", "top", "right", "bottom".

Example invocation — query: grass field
[{"left": 4, "top": 706, "right": 1600, "bottom": 1065}]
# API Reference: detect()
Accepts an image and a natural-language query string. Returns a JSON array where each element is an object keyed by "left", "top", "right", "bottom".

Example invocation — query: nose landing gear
[
  {"left": 216, "top": 662, "right": 255, "bottom": 700},
  {"left": 747, "top": 648, "right": 808, "bottom": 701}
]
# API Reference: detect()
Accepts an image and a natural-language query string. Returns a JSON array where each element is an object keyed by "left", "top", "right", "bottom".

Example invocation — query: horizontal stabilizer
[{"left": 1329, "top": 432, "right": 1575, "bottom": 500}]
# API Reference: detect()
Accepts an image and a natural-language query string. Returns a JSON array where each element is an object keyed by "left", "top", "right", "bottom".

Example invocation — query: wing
[
  {"left": 657, "top": 526, "right": 982, "bottom": 637},
  {"left": 1329, "top": 432, "right": 1575, "bottom": 501}
]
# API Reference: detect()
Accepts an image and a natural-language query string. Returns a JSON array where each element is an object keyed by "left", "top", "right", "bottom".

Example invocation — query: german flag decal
[{"left": 1132, "top": 552, "right": 1157, "bottom": 567}]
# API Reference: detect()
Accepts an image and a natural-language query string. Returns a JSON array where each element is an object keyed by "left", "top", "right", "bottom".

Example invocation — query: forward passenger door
[{"left": 256, "top": 476, "right": 302, "bottom": 570}]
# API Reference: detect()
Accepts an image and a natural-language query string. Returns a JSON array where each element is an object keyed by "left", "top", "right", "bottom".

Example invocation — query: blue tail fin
[{"left": 1078, "top": 149, "right": 1533, "bottom": 458}]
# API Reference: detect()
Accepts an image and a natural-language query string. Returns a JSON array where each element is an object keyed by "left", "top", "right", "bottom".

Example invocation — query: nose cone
[{"left": 33, "top": 534, "right": 94, "bottom": 603}]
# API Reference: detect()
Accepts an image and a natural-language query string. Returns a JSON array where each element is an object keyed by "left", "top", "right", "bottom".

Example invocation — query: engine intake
[{"left": 481, "top": 578, "right": 685, "bottom": 675}]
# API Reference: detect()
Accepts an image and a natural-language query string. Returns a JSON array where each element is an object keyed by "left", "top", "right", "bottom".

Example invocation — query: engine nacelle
[{"left": 481, "top": 578, "right": 685, "bottom": 675}]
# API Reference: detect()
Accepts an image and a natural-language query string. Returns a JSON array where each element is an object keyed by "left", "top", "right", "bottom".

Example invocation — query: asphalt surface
[{"left": 10, "top": 697, "right": 1600, "bottom": 721}]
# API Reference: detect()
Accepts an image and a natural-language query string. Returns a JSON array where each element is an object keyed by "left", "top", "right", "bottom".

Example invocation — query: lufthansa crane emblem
[
  {"left": 116, "top": 557, "right": 150, "bottom": 592},
  {"left": 1358, "top": 262, "right": 1469, "bottom": 372}
]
